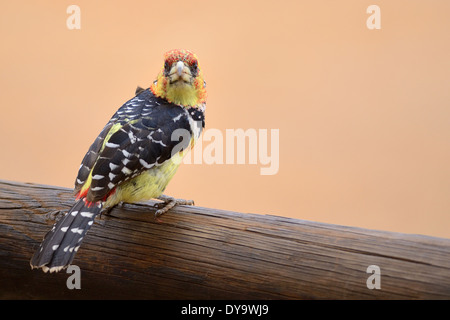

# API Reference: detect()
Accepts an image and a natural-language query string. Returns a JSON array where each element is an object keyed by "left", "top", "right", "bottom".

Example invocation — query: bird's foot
[
  {"left": 95, "top": 202, "right": 122, "bottom": 225},
  {"left": 98, "top": 202, "right": 120, "bottom": 218},
  {"left": 154, "top": 195, "right": 195, "bottom": 221},
  {"left": 44, "top": 210, "right": 65, "bottom": 222}
]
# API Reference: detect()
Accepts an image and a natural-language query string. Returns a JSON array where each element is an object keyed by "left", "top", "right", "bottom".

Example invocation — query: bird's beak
[
  {"left": 176, "top": 61, "right": 184, "bottom": 77},
  {"left": 168, "top": 60, "right": 192, "bottom": 85}
]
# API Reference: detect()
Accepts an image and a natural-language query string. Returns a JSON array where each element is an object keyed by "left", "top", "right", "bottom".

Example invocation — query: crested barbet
[{"left": 30, "top": 49, "right": 207, "bottom": 273}]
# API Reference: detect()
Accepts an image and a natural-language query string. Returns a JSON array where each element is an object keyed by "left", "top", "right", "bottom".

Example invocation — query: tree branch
[{"left": 1, "top": 179, "right": 449, "bottom": 299}]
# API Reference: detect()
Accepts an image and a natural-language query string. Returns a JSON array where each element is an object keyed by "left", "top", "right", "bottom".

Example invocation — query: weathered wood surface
[{"left": 0, "top": 179, "right": 449, "bottom": 299}]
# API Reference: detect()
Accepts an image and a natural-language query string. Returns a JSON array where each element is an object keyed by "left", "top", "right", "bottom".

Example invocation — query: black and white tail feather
[{"left": 30, "top": 199, "right": 102, "bottom": 273}]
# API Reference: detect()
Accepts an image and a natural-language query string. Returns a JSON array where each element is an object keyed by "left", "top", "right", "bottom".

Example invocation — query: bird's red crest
[{"left": 164, "top": 49, "right": 198, "bottom": 67}]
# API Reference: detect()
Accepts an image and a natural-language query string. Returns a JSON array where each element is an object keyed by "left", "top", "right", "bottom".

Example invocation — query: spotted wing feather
[
  {"left": 74, "top": 122, "right": 114, "bottom": 193},
  {"left": 75, "top": 89, "right": 195, "bottom": 203}
]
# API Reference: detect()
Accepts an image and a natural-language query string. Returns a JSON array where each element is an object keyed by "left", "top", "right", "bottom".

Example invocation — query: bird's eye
[
  {"left": 164, "top": 60, "right": 170, "bottom": 71},
  {"left": 192, "top": 61, "right": 198, "bottom": 70}
]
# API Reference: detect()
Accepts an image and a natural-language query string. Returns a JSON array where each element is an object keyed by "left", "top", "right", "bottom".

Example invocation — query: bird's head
[{"left": 151, "top": 49, "right": 207, "bottom": 107}]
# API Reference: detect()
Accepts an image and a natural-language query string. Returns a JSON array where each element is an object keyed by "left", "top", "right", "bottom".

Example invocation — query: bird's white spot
[
  {"left": 92, "top": 174, "right": 104, "bottom": 180},
  {"left": 121, "top": 167, "right": 132, "bottom": 175},
  {"left": 71, "top": 227, "right": 84, "bottom": 235},
  {"left": 106, "top": 142, "right": 120, "bottom": 148},
  {"left": 128, "top": 131, "right": 137, "bottom": 144},
  {"left": 91, "top": 186, "right": 104, "bottom": 191},
  {"left": 80, "top": 211, "right": 94, "bottom": 218},
  {"left": 139, "top": 159, "right": 154, "bottom": 169},
  {"left": 109, "top": 163, "right": 119, "bottom": 170},
  {"left": 52, "top": 245, "right": 59, "bottom": 251},
  {"left": 172, "top": 114, "right": 183, "bottom": 122},
  {"left": 147, "top": 133, "right": 167, "bottom": 147},
  {"left": 71, "top": 210, "right": 78, "bottom": 216},
  {"left": 61, "top": 227, "right": 68, "bottom": 232},
  {"left": 108, "top": 182, "right": 115, "bottom": 189}
]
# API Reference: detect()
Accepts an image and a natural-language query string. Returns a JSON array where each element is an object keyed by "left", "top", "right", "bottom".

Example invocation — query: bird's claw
[
  {"left": 154, "top": 195, "right": 195, "bottom": 221},
  {"left": 44, "top": 210, "right": 65, "bottom": 222}
]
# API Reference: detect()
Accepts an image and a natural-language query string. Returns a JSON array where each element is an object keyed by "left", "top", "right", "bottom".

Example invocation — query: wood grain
[{"left": 0, "top": 179, "right": 449, "bottom": 299}]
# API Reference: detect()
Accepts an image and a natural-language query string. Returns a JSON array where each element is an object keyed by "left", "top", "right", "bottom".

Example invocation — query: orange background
[{"left": 1, "top": 1, "right": 449, "bottom": 238}]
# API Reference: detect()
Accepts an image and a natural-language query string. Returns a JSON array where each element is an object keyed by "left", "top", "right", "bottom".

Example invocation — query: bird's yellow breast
[{"left": 103, "top": 145, "right": 189, "bottom": 209}]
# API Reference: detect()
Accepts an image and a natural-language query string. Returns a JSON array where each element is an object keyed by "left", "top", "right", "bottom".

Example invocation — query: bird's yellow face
[{"left": 151, "top": 49, "right": 207, "bottom": 107}]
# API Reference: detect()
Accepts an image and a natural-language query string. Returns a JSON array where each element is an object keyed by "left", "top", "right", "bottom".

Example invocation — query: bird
[{"left": 30, "top": 49, "right": 207, "bottom": 273}]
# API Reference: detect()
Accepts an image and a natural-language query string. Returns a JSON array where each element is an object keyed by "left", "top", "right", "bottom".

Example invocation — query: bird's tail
[{"left": 30, "top": 199, "right": 102, "bottom": 273}]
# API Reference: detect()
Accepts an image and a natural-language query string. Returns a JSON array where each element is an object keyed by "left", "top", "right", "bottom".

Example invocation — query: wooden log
[{"left": 0, "top": 179, "right": 449, "bottom": 299}]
